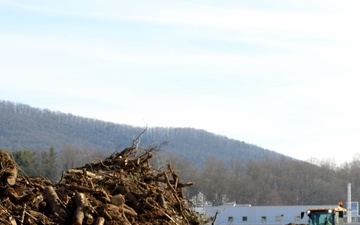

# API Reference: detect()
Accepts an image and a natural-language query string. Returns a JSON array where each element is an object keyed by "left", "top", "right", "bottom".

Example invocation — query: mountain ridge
[{"left": 0, "top": 100, "right": 293, "bottom": 167}]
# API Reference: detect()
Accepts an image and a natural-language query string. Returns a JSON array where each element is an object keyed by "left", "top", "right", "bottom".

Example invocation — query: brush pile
[{"left": 0, "top": 141, "right": 200, "bottom": 225}]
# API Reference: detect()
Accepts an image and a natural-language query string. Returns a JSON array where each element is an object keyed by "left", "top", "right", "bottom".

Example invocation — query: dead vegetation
[{"left": 0, "top": 139, "right": 202, "bottom": 225}]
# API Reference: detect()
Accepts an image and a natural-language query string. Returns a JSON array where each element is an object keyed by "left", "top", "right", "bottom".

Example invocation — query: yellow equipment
[{"left": 301, "top": 203, "right": 346, "bottom": 225}]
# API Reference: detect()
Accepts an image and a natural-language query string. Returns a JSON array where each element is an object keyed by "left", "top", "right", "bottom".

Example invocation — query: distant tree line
[
  {"left": 7, "top": 146, "right": 360, "bottom": 206},
  {"left": 157, "top": 152, "right": 360, "bottom": 206}
]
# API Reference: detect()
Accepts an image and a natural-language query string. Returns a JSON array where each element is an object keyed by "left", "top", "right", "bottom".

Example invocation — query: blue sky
[{"left": 1, "top": 0, "right": 360, "bottom": 165}]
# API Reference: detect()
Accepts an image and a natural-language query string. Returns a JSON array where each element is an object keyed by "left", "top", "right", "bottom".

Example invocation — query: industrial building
[
  {"left": 195, "top": 203, "right": 359, "bottom": 225},
  {"left": 193, "top": 184, "right": 359, "bottom": 225}
]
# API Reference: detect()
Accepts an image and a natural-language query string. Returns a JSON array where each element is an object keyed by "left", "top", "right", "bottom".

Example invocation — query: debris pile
[{"left": 0, "top": 142, "right": 201, "bottom": 225}]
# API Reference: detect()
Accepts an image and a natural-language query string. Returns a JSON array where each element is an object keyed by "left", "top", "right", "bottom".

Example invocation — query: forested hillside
[
  {"left": 0, "top": 100, "right": 287, "bottom": 167},
  {"left": 2, "top": 100, "right": 360, "bottom": 206}
]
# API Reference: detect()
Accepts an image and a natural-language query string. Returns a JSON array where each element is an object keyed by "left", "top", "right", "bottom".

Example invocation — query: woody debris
[{"left": 0, "top": 141, "right": 201, "bottom": 225}]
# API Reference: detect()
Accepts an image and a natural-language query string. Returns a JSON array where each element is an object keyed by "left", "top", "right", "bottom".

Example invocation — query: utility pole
[{"left": 347, "top": 183, "right": 352, "bottom": 223}]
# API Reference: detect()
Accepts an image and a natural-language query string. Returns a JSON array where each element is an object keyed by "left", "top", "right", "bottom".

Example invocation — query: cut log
[
  {"left": 84, "top": 211, "right": 94, "bottom": 224},
  {"left": 94, "top": 217, "right": 105, "bottom": 225},
  {"left": 6, "top": 167, "right": 18, "bottom": 186},
  {"left": 0, "top": 151, "right": 18, "bottom": 186},
  {"left": 42, "top": 186, "right": 69, "bottom": 220},
  {"left": 72, "top": 192, "right": 88, "bottom": 225}
]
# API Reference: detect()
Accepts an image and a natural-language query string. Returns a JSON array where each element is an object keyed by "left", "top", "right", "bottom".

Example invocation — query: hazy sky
[{"left": 1, "top": 0, "right": 360, "bottom": 165}]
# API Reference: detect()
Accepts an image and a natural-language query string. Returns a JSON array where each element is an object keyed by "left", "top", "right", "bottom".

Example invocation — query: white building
[{"left": 195, "top": 204, "right": 354, "bottom": 225}]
